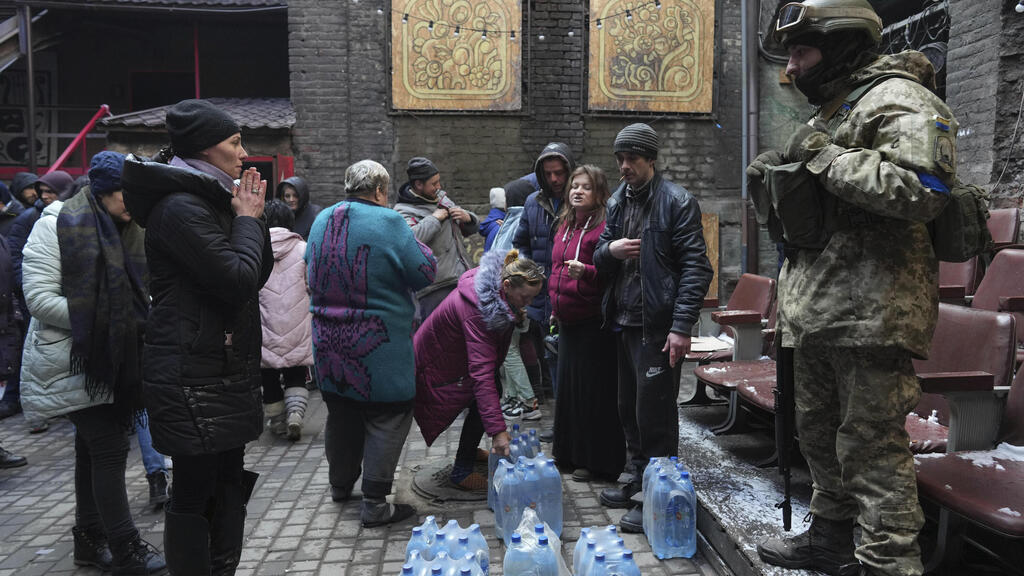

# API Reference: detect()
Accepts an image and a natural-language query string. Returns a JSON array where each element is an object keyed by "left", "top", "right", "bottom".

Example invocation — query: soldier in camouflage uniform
[{"left": 747, "top": 1, "right": 957, "bottom": 575}]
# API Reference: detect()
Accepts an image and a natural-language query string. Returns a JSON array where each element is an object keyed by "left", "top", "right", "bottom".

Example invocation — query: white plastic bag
[{"left": 514, "top": 508, "right": 571, "bottom": 576}]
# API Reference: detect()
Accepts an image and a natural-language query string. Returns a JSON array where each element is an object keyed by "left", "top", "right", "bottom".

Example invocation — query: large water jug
[
  {"left": 648, "top": 473, "right": 696, "bottom": 559},
  {"left": 538, "top": 459, "right": 563, "bottom": 536},
  {"left": 588, "top": 552, "right": 609, "bottom": 576},
  {"left": 611, "top": 550, "right": 641, "bottom": 576},
  {"left": 422, "top": 516, "right": 440, "bottom": 544},
  {"left": 521, "top": 462, "right": 542, "bottom": 518},
  {"left": 492, "top": 460, "right": 516, "bottom": 541},
  {"left": 407, "top": 526, "right": 431, "bottom": 561},
  {"left": 502, "top": 533, "right": 532, "bottom": 575},
  {"left": 572, "top": 527, "right": 593, "bottom": 573},
  {"left": 533, "top": 534, "right": 559, "bottom": 576},
  {"left": 467, "top": 524, "right": 490, "bottom": 574},
  {"left": 498, "top": 465, "right": 524, "bottom": 544}
]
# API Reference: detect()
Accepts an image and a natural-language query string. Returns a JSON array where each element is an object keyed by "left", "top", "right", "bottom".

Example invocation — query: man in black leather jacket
[{"left": 593, "top": 123, "right": 713, "bottom": 533}]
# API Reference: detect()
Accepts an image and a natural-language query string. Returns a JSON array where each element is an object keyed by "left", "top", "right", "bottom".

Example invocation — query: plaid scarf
[{"left": 57, "top": 189, "right": 148, "bottom": 425}]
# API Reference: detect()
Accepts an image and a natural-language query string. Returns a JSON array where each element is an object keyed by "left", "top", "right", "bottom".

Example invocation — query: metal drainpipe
[
  {"left": 18, "top": 5, "right": 36, "bottom": 174},
  {"left": 740, "top": 0, "right": 760, "bottom": 274}
]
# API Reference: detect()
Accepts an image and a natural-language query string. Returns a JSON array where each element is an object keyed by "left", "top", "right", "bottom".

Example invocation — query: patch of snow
[
  {"left": 997, "top": 508, "right": 1021, "bottom": 517},
  {"left": 944, "top": 484, "right": 952, "bottom": 491},
  {"left": 914, "top": 453, "right": 945, "bottom": 460},
  {"left": 704, "top": 366, "right": 726, "bottom": 374},
  {"left": 745, "top": 385, "right": 757, "bottom": 394},
  {"left": 956, "top": 452, "right": 1006, "bottom": 471}
]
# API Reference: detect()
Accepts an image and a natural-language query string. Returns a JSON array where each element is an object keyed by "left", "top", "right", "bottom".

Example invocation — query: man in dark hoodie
[
  {"left": 394, "top": 156, "right": 479, "bottom": 320},
  {"left": 0, "top": 181, "right": 26, "bottom": 238},
  {"left": 513, "top": 143, "right": 575, "bottom": 424},
  {"left": 275, "top": 176, "right": 321, "bottom": 240}
]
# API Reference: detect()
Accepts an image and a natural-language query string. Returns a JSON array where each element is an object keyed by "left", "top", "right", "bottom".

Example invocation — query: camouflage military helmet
[{"left": 774, "top": 0, "right": 883, "bottom": 48}]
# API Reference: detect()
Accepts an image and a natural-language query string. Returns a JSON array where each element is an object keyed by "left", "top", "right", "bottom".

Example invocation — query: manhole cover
[{"left": 411, "top": 457, "right": 488, "bottom": 502}]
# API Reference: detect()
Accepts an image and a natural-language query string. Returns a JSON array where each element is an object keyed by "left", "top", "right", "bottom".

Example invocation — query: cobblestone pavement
[{"left": 0, "top": 391, "right": 719, "bottom": 576}]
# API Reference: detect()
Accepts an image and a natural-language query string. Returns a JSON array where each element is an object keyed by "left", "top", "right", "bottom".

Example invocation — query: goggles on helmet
[{"left": 776, "top": 2, "right": 882, "bottom": 39}]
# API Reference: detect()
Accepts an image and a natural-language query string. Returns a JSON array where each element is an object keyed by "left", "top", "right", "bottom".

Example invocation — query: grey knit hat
[
  {"left": 406, "top": 157, "right": 439, "bottom": 182},
  {"left": 613, "top": 123, "right": 659, "bottom": 159}
]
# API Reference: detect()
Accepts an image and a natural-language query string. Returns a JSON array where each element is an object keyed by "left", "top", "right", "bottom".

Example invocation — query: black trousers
[
  {"left": 260, "top": 366, "right": 307, "bottom": 404},
  {"left": 454, "top": 403, "right": 485, "bottom": 468},
  {"left": 67, "top": 404, "right": 139, "bottom": 549},
  {"left": 616, "top": 327, "right": 682, "bottom": 477}
]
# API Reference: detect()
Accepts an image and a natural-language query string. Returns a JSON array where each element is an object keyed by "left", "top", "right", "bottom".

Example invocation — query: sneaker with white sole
[
  {"left": 503, "top": 402, "right": 524, "bottom": 421},
  {"left": 521, "top": 404, "right": 542, "bottom": 421}
]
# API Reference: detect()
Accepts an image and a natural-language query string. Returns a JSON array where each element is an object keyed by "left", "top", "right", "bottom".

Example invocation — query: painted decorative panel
[
  {"left": 391, "top": 0, "right": 522, "bottom": 111},
  {"left": 588, "top": 0, "right": 714, "bottom": 113}
]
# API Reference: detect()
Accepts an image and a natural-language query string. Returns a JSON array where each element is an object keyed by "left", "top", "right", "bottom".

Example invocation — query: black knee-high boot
[
  {"left": 164, "top": 507, "right": 211, "bottom": 576},
  {"left": 209, "top": 470, "right": 258, "bottom": 576}
]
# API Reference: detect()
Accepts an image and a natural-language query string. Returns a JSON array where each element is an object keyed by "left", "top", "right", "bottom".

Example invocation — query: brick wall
[
  {"left": 946, "top": 0, "right": 1001, "bottom": 191},
  {"left": 290, "top": 0, "right": 746, "bottom": 292}
]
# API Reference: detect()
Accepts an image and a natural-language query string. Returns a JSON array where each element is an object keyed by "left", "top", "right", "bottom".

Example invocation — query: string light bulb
[
  {"left": 625, "top": 9, "right": 633, "bottom": 21},
  {"left": 1017, "top": 0, "right": 1024, "bottom": 13},
  {"left": 428, "top": 20, "right": 434, "bottom": 31},
  {"left": 482, "top": 29, "right": 487, "bottom": 39},
  {"left": 568, "top": 30, "right": 574, "bottom": 37},
  {"left": 538, "top": 33, "right": 545, "bottom": 40},
  {"left": 454, "top": 26, "right": 460, "bottom": 36},
  {"left": 377, "top": 7, "right": 383, "bottom": 14},
  {"left": 596, "top": 18, "right": 602, "bottom": 29},
  {"left": 510, "top": 30, "right": 516, "bottom": 40},
  {"left": 655, "top": 0, "right": 662, "bottom": 8},
  {"left": 402, "top": 13, "right": 408, "bottom": 23}
]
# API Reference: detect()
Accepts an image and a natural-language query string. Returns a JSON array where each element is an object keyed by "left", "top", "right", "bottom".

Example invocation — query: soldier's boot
[
  {"left": 283, "top": 386, "right": 308, "bottom": 442},
  {"left": 757, "top": 515, "right": 856, "bottom": 576},
  {"left": 264, "top": 400, "right": 286, "bottom": 436}
]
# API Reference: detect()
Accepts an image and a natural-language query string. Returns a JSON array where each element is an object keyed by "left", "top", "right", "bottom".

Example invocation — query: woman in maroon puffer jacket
[{"left": 414, "top": 248, "right": 544, "bottom": 490}]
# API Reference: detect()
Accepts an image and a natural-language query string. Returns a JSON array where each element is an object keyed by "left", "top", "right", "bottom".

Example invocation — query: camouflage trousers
[{"left": 794, "top": 344, "right": 924, "bottom": 576}]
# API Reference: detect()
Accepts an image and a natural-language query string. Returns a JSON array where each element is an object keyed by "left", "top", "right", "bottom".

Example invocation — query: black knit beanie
[
  {"left": 406, "top": 157, "right": 440, "bottom": 182},
  {"left": 614, "top": 123, "right": 659, "bottom": 159},
  {"left": 166, "top": 99, "right": 241, "bottom": 157}
]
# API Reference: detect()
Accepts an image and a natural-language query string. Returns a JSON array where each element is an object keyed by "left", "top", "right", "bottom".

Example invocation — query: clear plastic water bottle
[
  {"left": 538, "top": 459, "right": 563, "bottom": 536},
  {"left": 616, "top": 550, "right": 642, "bottom": 576},
  {"left": 575, "top": 538, "right": 597, "bottom": 576},
  {"left": 429, "top": 531, "right": 449, "bottom": 561},
  {"left": 573, "top": 527, "right": 593, "bottom": 573},
  {"left": 589, "top": 551, "right": 609, "bottom": 576},
  {"left": 502, "top": 533, "right": 531, "bottom": 575},
  {"left": 487, "top": 451, "right": 504, "bottom": 512},
  {"left": 521, "top": 462, "right": 542, "bottom": 519},
  {"left": 422, "top": 516, "right": 440, "bottom": 544},
  {"left": 528, "top": 429, "right": 541, "bottom": 455},
  {"left": 498, "top": 465, "right": 524, "bottom": 544},
  {"left": 407, "top": 526, "right": 431, "bottom": 562},
  {"left": 534, "top": 534, "right": 559, "bottom": 576},
  {"left": 672, "top": 471, "right": 697, "bottom": 558},
  {"left": 467, "top": 524, "right": 489, "bottom": 575},
  {"left": 648, "top": 473, "right": 673, "bottom": 559}
]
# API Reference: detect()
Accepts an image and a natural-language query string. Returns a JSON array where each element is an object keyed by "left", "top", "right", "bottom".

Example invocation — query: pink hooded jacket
[
  {"left": 414, "top": 249, "right": 515, "bottom": 445},
  {"left": 260, "top": 227, "right": 313, "bottom": 369}
]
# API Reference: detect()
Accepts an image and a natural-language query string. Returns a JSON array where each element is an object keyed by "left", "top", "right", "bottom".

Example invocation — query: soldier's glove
[
  {"left": 745, "top": 150, "right": 785, "bottom": 182},
  {"left": 784, "top": 123, "right": 832, "bottom": 164}
]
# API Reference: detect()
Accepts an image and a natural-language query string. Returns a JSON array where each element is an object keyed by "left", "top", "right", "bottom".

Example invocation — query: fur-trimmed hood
[{"left": 467, "top": 248, "right": 515, "bottom": 333}]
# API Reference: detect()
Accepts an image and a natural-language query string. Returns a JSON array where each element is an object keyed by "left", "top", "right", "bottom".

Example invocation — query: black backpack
[{"left": 928, "top": 180, "right": 994, "bottom": 262}]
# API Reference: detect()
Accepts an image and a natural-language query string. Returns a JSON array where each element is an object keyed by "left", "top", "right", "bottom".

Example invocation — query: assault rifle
[{"left": 773, "top": 338, "right": 796, "bottom": 531}]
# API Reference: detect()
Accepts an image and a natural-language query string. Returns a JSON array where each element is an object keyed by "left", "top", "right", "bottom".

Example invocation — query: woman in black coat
[{"left": 123, "top": 99, "right": 272, "bottom": 576}]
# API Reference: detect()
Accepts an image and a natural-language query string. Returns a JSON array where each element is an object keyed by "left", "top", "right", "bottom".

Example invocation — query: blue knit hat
[{"left": 88, "top": 151, "right": 126, "bottom": 196}]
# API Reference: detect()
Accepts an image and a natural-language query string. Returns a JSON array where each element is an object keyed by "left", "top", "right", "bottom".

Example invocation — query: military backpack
[{"left": 927, "top": 180, "right": 993, "bottom": 262}]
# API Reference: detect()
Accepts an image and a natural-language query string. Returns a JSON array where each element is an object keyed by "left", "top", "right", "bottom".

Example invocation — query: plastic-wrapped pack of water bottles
[
  {"left": 401, "top": 516, "right": 490, "bottom": 576},
  {"left": 571, "top": 525, "right": 642, "bottom": 576},
  {"left": 504, "top": 508, "right": 571, "bottom": 576},
  {"left": 488, "top": 424, "right": 562, "bottom": 544},
  {"left": 641, "top": 457, "right": 697, "bottom": 559}
]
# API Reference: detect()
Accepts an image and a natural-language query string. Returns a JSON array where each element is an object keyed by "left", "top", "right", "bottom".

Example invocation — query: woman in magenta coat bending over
[{"left": 414, "top": 249, "right": 545, "bottom": 490}]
